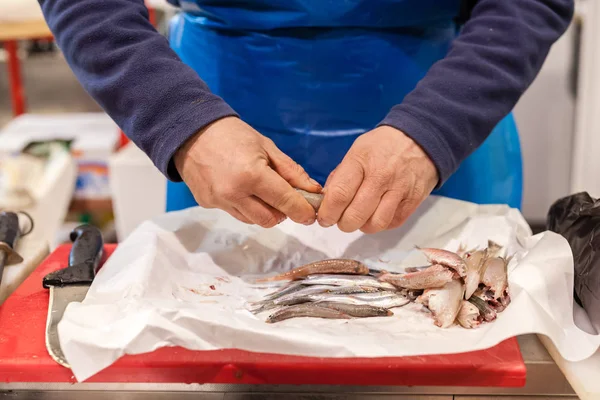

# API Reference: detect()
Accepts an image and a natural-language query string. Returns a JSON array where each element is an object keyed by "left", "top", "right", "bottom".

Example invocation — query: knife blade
[{"left": 42, "top": 224, "right": 104, "bottom": 368}]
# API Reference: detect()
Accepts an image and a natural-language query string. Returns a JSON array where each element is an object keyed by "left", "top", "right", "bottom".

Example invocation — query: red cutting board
[{"left": 0, "top": 245, "right": 526, "bottom": 386}]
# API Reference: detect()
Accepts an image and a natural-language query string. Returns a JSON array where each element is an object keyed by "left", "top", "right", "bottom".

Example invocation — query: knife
[
  {"left": 43, "top": 224, "right": 104, "bottom": 368},
  {"left": 0, "top": 211, "right": 33, "bottom": 287},
  {"left": 0, "top": 212, "right": 25, "bottom": 286}
]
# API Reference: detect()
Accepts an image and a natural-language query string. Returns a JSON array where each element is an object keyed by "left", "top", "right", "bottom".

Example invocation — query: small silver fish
[
  {"left": 266, "top": 304, "right": 350, "bottom": 323},
  {"left": 296, "top": 189, "right": 324, "bottom": 211},
  {"left": 487, "top": 240, "right": 503, "bottom": 257},
  {"left": 468, "top": 295, "right": 497, "bottom": 322},
  {"left": 403, "top": 266, "right": 430, "bottom": 273},
  {"left": 328, "top": 286, "right": 383, "bottom": 295},
  {"left": 315, "top": 301, "right": 393, "bottom": 318},
  {"left": 457, "top": 300, "right": 482, "bottom": 329},
  {"left": 256, "top": 259, "right": 369, "bottom": 282},
  {"left": 273, "top": 285, "right": 338, "bottom": 306},
  {"left": 417, "top": 279, "right": 465, "bottom": 328},
  {"left": 263, "top": 281, "right": 306, "bottom": 301},
  {"left": 481, "top": 256, "right": 508, "bottom": 300},
  {"left": 404, "top": 289, "right": 424, "bottom": 302},
  {"left": 417, "top": 247, "right": 467, "bottom": 277},
  {"left": 379, "top": 264, "right": 454, "bottom": 290},
  {"left": 456, "top": 243, "right": 470, "bottom": 258},
  {"left": 302, "top": 274, "right": 397, "bottom": 290},
  {"left": 269, "top": 285, "right": 383, "bottom": 307},
  {"left": 312, "top": 292, "right": 410, "bottom": 308},
  {"left": 463, "top": 248, "right": 488, "bottom": 299}
]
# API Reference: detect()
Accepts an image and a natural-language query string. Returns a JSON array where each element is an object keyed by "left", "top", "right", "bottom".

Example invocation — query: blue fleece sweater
[{"left": 38, "top": 0, "right": 574, "bottom": 185}]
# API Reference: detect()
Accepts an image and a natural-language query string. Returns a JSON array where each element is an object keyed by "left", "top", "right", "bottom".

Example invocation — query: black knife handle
[
  {"left": 43, "top": 224, "right": 104, "bottom": 288},
  {"left": 0, "top": 211, "right": 21, "bottom": 250},
  {"left": 69, "top": 225, "right": 104, "bottom": 275}
]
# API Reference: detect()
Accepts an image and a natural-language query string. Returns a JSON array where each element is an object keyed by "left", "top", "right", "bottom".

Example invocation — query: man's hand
[
  {"left": 174, "top": 117, "right": 321, "bottom": 227},
  {"left": 318, "top": 126, "right": 439, "bottom": 233}
]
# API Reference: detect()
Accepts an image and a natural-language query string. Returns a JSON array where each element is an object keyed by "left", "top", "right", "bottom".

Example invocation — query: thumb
[{"left": 264, "top": 139, "right": 322, "bottom": 193}]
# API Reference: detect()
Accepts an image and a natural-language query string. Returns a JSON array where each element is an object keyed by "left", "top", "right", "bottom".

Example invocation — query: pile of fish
[{"left": 249, "top": 241, "right": 513, "bottom": 329}]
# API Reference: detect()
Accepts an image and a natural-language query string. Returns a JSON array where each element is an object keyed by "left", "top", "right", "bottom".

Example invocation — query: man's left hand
[{"left": 317, "top": 126, "right": 439, "bottom": 233}]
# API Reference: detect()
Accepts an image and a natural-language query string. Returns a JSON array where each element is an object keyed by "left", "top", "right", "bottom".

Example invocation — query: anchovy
[
  {"left": 367, "top": 268, "right": 387, "bottom": 277},
  {"left": 468, "top": 295, "right": 497, "bottom": 322},
  {"left": 463, "top": 248, "right": 488, "bottom": 299},
  {"left": 315, "top": 301, "right": 393, "bottom": 318},
  {"left": 417, "top": 247, "right": 467, "bottom": 277},
  {"left": 481, "top": 256, "right": 508, "bottom": 300},
  {"left": 302, "top": 274, "right": 397, "bottom": 290},
  {"left": 456, "top": 243, "right": 470, "bottom": 258},
  {"left": 405, "top": 289, "right": 424, "bottom": 302},
  {"left": 404, "top": 266, "right": 430, "bottom": 273},
  {"left": 256, "top": 259, "right": 369, "bottom": 283},
  {"left": 273, "top": 285, "right": 338, "bottom": 306},
  {"left": 417, "top": 279, "right": 465, "bottom": 328},
  {"left": 296, "top": 189, "right": 323, "bottom": 211},
  {"left": 266, "top": 304, "right": 351, "bottom": 323},
  {"left": 457, "top": 300, "right": 482, "bottom": 329},
  {"left": 487, "top": 240, "right": 503, "bottom": 258},
  {"left": 379, "top": 264, "right": 454, "bottom": 290},
  {"left": 328, "top": 286, "right": 383, "bottom": 295},
  {"left": 267, "top": 285, "right": 382, "bottom": 307},
  {"left": 247, "top": 298, "right": 280, "bottom": 314},
  {"left": 312, "top": 292, "right": 410, "bottom": 309},
  {"left": 492, "top": 293, "right": 512, "bottom": 312},
  {"left": 263, "top": 281, "right": 306, "bottom": 301}
]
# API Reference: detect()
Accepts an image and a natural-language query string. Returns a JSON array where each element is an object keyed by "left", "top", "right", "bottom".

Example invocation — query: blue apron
[{"left": 165, "top": 0, "right": 523, "bottom": 212}]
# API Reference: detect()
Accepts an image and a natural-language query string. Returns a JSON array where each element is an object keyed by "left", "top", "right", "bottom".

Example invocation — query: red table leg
[
  {"left": 147, "top": 5, "right": 157, "bottom": 27},
  {"left": 119, "top": 130, "right": 130, "bottom": 148},
  {"left": 5, "top": 40, "right": 25, "bottom": 116}
]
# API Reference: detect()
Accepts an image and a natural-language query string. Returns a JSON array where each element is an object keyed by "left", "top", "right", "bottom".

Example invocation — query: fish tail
[{"left": 255, "top": 271, "right": 297, "bottom": 283}]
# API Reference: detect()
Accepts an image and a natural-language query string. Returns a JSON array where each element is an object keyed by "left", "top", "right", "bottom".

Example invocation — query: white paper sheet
[{"left": 58, "top": 196, "right": 600, "bottom": 382}]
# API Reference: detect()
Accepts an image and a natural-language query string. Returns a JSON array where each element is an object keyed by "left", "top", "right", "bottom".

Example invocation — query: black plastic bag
[{"left": 547, "top": 192, "right": 600, "bottom": 330}]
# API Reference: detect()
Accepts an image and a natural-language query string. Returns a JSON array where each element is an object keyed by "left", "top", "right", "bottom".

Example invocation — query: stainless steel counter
[{"left": 0, "top": 335, "right": 577, "bottom": 399}]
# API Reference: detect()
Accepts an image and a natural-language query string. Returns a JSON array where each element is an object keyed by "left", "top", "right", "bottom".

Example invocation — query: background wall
[{"left": 513, "top": 22, "right": 578, "bottom": 223}]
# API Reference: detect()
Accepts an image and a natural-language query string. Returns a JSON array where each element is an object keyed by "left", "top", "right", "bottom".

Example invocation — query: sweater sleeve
[
  {"left": 38, "top": 0, "right": 238, "bottom": 181},
  {"left": 378, "top": 0, "right": 575, "bottom": 187}
]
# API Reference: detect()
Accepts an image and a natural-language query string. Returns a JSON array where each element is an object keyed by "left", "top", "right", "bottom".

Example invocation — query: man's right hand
[{"left": 174, "top": 117, "right": 321, "bottom": 227}]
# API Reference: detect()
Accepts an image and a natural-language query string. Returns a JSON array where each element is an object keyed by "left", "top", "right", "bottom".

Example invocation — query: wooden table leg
[{"left": 5, "top": 40, "right": 25, "bottom": 116}]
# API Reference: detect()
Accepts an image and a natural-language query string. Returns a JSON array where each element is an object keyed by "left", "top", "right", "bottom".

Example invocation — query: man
[{"left": 39, "top": 0, "right": 573, "bottom": 233}]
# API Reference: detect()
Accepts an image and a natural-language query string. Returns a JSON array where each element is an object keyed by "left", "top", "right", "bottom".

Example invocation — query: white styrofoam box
[
  {"left": 0, "top": 149, "right": 77, "bottom": 303},
  {"left": 0, "top": 113, "right": 120, "bottom": 200},
  {"left": 109, "top": 142, "right": 166, "bottom": 241},
  {"left": 0, "top": 0, "right": 44, "bottom": 23},
  {"left": 0, "top": 113, "right": 119, "bottom": 159}
]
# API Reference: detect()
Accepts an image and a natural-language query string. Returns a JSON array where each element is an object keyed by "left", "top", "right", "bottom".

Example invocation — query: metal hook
[{"left": 17, "top": 211, "right": 34, "bottom": 237}]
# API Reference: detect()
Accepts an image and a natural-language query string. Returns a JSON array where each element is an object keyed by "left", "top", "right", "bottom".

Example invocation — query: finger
[
  {"left": 360, "top": 190, "right": 402, "bottom": 234},
  {"left": 228, "top": 206, "right": 253, "bottom": 224},
  {"left": 252, "top": 167, "right": 317, "bottom": 224},
  {"left": 235, "top": 196, "right": 286, "bottom": 228},
  {"left": 387, "top": 198, "right": 420, "bottom": 231},
  {"left": 337, "top": 175, "right": 388, "bottom": 233},
  {"left": 317, "top": 158, "right": 364, "bottom": 228},
  {"left": 264, "top": 139, "right": 322, "bottom": 193},
  {"left": 323, "top": 166, "right": 338, "bottom": 193}
]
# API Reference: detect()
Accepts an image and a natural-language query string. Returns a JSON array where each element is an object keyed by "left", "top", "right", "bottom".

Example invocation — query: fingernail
[
  {"left": 278, "top": 216, "right": 286, "bottom": 224},
  {"left": 303, "top": 218, "right": 316, "bottom": 226},
  {"left": 309, "top": 178, "right": 321, "bottom": 188},
  {"left": 318, "top": 219, "right": 333, "bottom": 228}
]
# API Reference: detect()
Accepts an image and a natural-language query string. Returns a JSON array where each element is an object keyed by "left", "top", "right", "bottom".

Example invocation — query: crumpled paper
[{"left": 58, "top": 196, "right": 600, "bottom": 381}]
